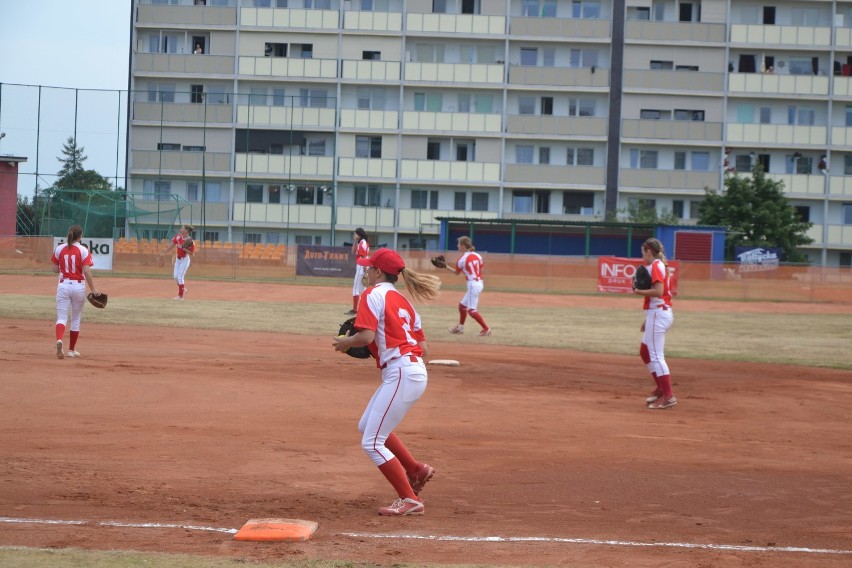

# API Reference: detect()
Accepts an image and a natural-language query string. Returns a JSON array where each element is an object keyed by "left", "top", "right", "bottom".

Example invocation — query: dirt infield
[{"left": 1, "top": 277, "right": 851, "bottom": 567}]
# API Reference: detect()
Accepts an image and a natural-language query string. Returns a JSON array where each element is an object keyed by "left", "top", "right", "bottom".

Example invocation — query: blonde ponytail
[{"left": 399, "top": 267, "right": 442, "bottom": 302}]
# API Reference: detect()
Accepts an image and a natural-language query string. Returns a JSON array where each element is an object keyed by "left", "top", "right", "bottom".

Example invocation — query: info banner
[
  {"left": 597, "top": 256, "right": 680, "bottom": 295},
  {"left": 296, "top": 245, "right": 355, "bottom": 278},
  {"left": 52, "top": 237, "right": 114, "bottom": 271}
]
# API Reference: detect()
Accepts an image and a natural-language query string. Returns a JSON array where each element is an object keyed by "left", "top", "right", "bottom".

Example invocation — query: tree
[
  {"left": 16, "top": 195, "right": 39, "bottom": 235},
  {"left": 57, "top": 136, "right": 87, "bottom": 179},
  {"left": 698, "top": 165, "right": 812, "bottom": 262},
  {"left": 608, "top": 198, "right": 681, "bottom": 225}
]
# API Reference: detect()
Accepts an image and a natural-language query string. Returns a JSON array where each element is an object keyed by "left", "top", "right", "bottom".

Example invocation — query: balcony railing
[
  {"left": 626, "top": 20, "right": 725, "bottom": 42},
  {"left": 399, "top": 159, "right": 501, "bottom": 182},
  {"left": 339, "top": 109, "right": 399, "bottom": 129},
  {"left": 620, "top": 169, "right": 721, "bottom": 191},
  {"left": 131, "top": 150, "right": 232, "bottom": 173},
  {"left": 623, "top": 69, "right": 724, "bottom": 91},
  {"left": 506, "top": 115, "right": 607, "bottom": 137},
  {"left": 504, "top": 164, "right": 605, "bottom": 186},
  {"left": 135, "top": 53, "right": 236, "bottom": 74},
  {"left": 622, "top": 119, "right": 723, "bottom": 142},
  {"left": 240, "top": 7, "right": 339, "bottom": 29},
  {"left": 234, "top": 153, "right": 335, "bottom": 177},
  {"left": 510, "top": 17, "right": 610, "bottom": 38},
  {"left": 509, "top": 65, "right": 609, "bottom": 88},
  {"left": 765, "top": 173, "right": 827, "bottom": 195},
  {"left": 133, "top": 101, "right": 233, "bottom": 123},
  {"left": 236, "top": 104, "right": 336, "bottom": 128},
  {"left": 829, "top": 176, "right": 852, "bottom": 197},
  {"left": 404, "top": 62, "right": 504, "bottom": 84},
  {"left": 337, "top": 158, "right": 398, "bottom": 178},
  {"left": 340, "top": 59, "right": 402, "bottom": 81},
  {"left": 238, "top": 56, "right": 337, "bottom": 78},
  {"left": 401, "top": 111, "right": 502, "bottom": 133},
  {"left": 728, "top": 73, "right": 829, "bottom": 96},
  {"left": 137, "top": 3, "right": 237, "bottom": 26},
  {"left": 406, "top": 13, "right": 505, "bottom": 35},
  {"left": 343, "top": 10, "right": 403, "bottom": 32},
  {"left": 726, "top": 123, "right": 827, "bottom": 146},
  {"left": 730, "top": 24, "right": 831, "bottom": 47}
]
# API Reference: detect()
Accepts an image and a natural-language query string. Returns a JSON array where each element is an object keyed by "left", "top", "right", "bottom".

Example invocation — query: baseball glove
[
  {"left": 87, "top": 292, "right": 108, "bottom": 309},
  {"left": 430, "top": 255, "right": 447, "bottom": 269},
  {"left": 633, "top": 264, "right": 652, "bottom": 291},
  {"left": 182, "top": 237, "right": 194, "bottom": 250},
  {"left": 337, "top": 317, "right": 372, "bottom": 359}
]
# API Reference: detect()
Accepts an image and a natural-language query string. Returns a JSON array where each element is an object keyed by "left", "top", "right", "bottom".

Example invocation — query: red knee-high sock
[
  {"left": 69, "top": 331, "right": 79, "bottom": 350},
  {"left": 651, "top": 372, "right": 662, "bottom": 393},
  {"left": 658, "top": 374, "right": 673, "bottom": 398},
  {"left": 468, "top": 309, "right": 488, "bottom": 330},
  {"left": 377, "top": 458, "right": 419, "bottom": 501},
  {"left": 458, "top": 303, "right": 467, "bottom": 325},
  {"left": 353, "top": 296, "right": 359, "bottom": 312},
  {"left": 179, "top": 284, "right": 185, "bottom": 297},
  {"left": 385, "top": 433, "right": 418, "bottom": 474},
  {"left": 55, "top": 323, "right": 66, "bottom": 341}
]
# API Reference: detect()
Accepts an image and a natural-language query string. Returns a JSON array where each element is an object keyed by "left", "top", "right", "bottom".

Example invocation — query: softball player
[
  {"left": 347, "top": 228, "right": 369, "bottom": 315},
  {"left": 332, "top": 248, "right": 441, "bottom": 516},
  {"left": 445, "top": 236, "right": 491, "bottom": 336},
  {"left": 633, "top": 238, "right": 676, "bottom": 409},
  {"left": 50, "top": 225, "right": 101, "bottom": 359},
  {"left": 157, "top": 224, "right": 195, "bottom": 300}
]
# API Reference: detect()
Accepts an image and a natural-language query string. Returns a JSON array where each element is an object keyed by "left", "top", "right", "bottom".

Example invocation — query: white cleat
[
  {"left": 56, "top": 340, "right": 64, "bottom": 360},
  {"left": 67, "top": 350, "right": 81, "bottom": 358}
]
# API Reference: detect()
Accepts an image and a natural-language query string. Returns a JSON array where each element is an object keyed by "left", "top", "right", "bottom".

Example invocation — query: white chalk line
[
  {"left": 341, "top": 532, "right": 852, "bottom": 555},
  {"left": 1, "top": 516, "right": 850, "bottom": 556}
]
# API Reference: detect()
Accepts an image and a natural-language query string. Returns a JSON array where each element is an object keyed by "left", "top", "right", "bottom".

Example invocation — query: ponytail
[{"left": 67, "top": 224, "right": 83, "bottom": 244}]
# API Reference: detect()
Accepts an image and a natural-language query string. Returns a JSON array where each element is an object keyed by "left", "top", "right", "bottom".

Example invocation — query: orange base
[{"left": 233, "top": 518, "right": 319, "bottom": 542}]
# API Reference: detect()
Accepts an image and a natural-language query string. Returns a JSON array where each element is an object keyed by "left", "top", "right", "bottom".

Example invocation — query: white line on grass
[{"left": 2, "top": 517, "right": 850, "bottom": 556}]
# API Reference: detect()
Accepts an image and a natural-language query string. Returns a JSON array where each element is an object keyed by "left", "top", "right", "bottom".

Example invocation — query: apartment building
[{"left": 128, "top": 0, "right": 852, "bottom": 266}]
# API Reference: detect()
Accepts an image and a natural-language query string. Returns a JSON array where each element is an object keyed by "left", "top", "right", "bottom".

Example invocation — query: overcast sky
[{"left": 0, "top": 0, "right": 131, "bottom": 198}]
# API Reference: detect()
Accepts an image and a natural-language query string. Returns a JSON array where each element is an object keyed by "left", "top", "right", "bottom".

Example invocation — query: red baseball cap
[{"left": 356, "top": 248, "right": 405, "bottom": 275}]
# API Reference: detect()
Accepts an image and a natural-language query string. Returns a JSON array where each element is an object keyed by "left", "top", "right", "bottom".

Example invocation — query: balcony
[
  {"left": 233, "top": 202, "right": 332, "bottom": 226},
  {"left": 337, "top": 158, "right": 398, "bottom": 178},
  {"left": 135, "top": 53, "right": 236, "bottom": 75},
  {"left": 832, "top": 77, "right": 852, "bottom": 97},
  {"left": 137, "top": 3, "right": 237, "bottom": 26},
  {"left": 504, "top": 164, "right": 605, "bottom": 186},
  {"left": 726, "top": 123, "right": 827, "bottom": 146},
  {"left": 133, "top": 102, "right": 233, "bottom": 124},
  {"left": 404, "top": 62, "right": 503, "bottom": 84},
  {"left": 729, "top": 24, "right": 831, "bottom": 47},
  {"left": 131, "top": 150, "right": 232, "bottom": 173},
  {"left": 622, "top": 119, "right": 723, "bottom": 142},
  {"left": 239, "top": 7, "right": 339, "bottom": 29},
  {"left": 506, "top": 115, "right": 607, "bottom": 137},
  {"left": 625, "top": 21, "right": 725, "bottom": 43},
  {"left": 623, "top": 69, "right": 724, "bottom": 92},
  {"left": 401, "top": 111, "right": 502, "bottom": 133},
  {"left": 831, "top": 126, "right": 852, "bottom": 148},
  {"left": 340, "top": 59, "right": 402, "bottom": 81},
  {"left": 764, "top": 173, "right": 827, "bottom": 196},
  {"left": 620, "top": 169, "right": 721, "bottom": 192},
  {"left": 829, "top": 176, "right": 852, "bottom": 197},
  {"left": 234, "top": 153, "right": 334, "bottom": 177},
  {"left": 396, "top": 208, "right": 497, "bottom": 232},
  {"left": 236, "top": 105, "right": 336, "bottom": 128},
  {"left": 836, "top": 27, "right": 852, "bottom": 49},
  {"left": 728, "top": 73, "right": 829, "bottom": 96},
  {"left": 339, "top": 109, "right": 399, "bottom": 129},
  {"left": 336, "top": 205, "right": 397, "bottom": 228},
  {"left": 238, "top": 57, "right": 337, "bottom": 78},
  {"left": 825, "top": 224, "right": 852, "bottom": 247},
  {"left": 399, "top": 160, "right": 501, "bottom": 182},
  {"left": 343, "top": 10, "right": 403, "bottom": 32},
  {"left": 406, "top": 13, "right": 505, "bottom": 35},
  {"left": 508, "top": 66, "right": 609, "bottom": 88},
  {"left": 510, "top": 17, "right": 610, "bottom": 39}
]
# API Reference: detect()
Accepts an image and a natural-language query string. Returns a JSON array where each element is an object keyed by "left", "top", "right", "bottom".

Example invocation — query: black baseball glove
[
  {"left": 337, "top": 317, "right": 372, "bottom": 359},
  {"left": 430, "top": 255, "right": 447, "bottom": 269},
  {"left": 633, "top": 264, "right": 652, "bottom": 291}
]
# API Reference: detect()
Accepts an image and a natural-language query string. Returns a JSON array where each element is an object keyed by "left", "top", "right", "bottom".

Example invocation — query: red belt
[{"left": 381, "top": 355, "right": 419, "bottom": 369}]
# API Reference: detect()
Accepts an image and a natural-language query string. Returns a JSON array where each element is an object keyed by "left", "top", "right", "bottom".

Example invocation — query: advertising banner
[
  {"left": 597, "top": 256, "right": 680, "bottom": 294},
  {"left": 296, "top": 245, "right": 355, "bottom": 278},
  {"left": 52, "top": 238, "right": 114, "bottom": 271},
  {"left": 734, "top": 246, "right": 781, "bottom": 273}
]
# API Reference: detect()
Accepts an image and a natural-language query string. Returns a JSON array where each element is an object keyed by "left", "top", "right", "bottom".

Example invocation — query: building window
[
  {"left": 691, "top": 151, "right": 710, "bottom": 171},
  {"left": 427, "top": 141, "right": 441, "bottom": 160},
  {"left": 414, "top": 92, "right": 442, "bottom": 112},
  {"left": 520, "top": 48, "right": 538, "bottom": 66},
  {"left": 569, "top": 98, "right": 595, "bottom": 116},
  {"left": 788, "top": 106, "right": 816, "bottom": 126},
  {"left": 203, "top": 231, "right": 220, "bottom": 242},
  {"left": 563, "top": 190, "right": 594, "bottom": 214},
  {"left": 432, "top": 0, "right": 447, "bottom": 13},
  {"left": 144, "top": 180, "right": 172, "bottom": 202},
  {"left": 183, "top": 145, "right": 205, "bottom": 152},
  {"left": 567, "top": 148, "right": 594, "bottom": 165},
  {"left": 640, "top": 109, "right": 664, "bottom": 120},
  {"left": 354, "top": 184, "right": 381, "bottom": 206},
  {"left": 674, "top": 152, "right": 686, "bottom": 170},
  {"left": 471, "top": 192, "right": 488, "bottom": 211},
  {"left": 572, "top": 0, "right": 600, "bottom": 18},
  {"left": 247, "top": 184, "right": 264, "bottom": 203},
  {"left": 650, "top": 60, "right": 674, "bottom": 70},
  {"left": 157, "top": 143, "right": 181, "bottom": 151},
  {"left": 187, "top": 182, "right": 199, "bottom": 201},
  {"left": 148, "top": 84, "right": 176, "bottom": 103},
  {"left": 245, "top": 233, "right": 262, "bottom": 244},
  {"left": 843, "top": 203, "right": 852, "bottom": 224},
  {"left": 474, "top": 94, "right": 493, "bottom": 113},
  {"left": 456, "top": 142, "right": 473, "bottom": 161},
  {"left": 411, "top": 190, "right": 438, "bottom": 209},
  {"left": 786, "top": 155, "right": 812, "bottom": 174},
  {"left": 541, "top": 97, "right": 553, "bottom": 115},
  {"left": 191, "top": 84, "right": 203, "bottom": 104},
  {"left": 539, "top": 147, "right": 551, "bottom": 165},
  {"left": 689, "top": 200, "right": 701, "bottom": 219},
  {"left": 363, "top": 50, "right": 381, "bottom": 60},
  {"left": 630, "top": 149, "right": 658, "bottom": 169},
  {"left": 264, "top": 43, "right": 287, "bottom": 57},
  {"left": 675, "top": 65, "right": 699, "bottom": 71},
  {"left": 674, "top": 109, "right": 705, "bottom": 121},
  {"left": 356, "top": 136, "right": 382, "bottom": 158},
  {"left": 840, "top": 252, "right": 852, "bottom": 267},
  {"left": 299, "top": 88, "right": 329, "bottom": 108},
  {"left": 307, "top": 139, "right": 326, "bottom": 156},
  {"left": 268, "top": 185, "right": 281, "bottom": 204},
  {"left": 454, "top": 192, "right": 466, "bottom": 210},
  {"left": 844, "top": 155, "right": 852, "bottom": 175},
  {"left": 513, "top": 191, "right": 533, "bottom": 213},
  {"left": 673, "top": 200, "right": 685, "bottom": 218},
  {"left": 760, "top": 107, "right": 772, "bottom": 124},
  {"left": 570, "top": 48, "right": 598, "bottom": 67},
  {"left": 795, "top": 205, "right": 810, "bottom": 223},
  {"left": 523, "top": 0, "right": 557, "bottom": 17},
  {"left": 516, "top": 145, "right": 534, "bottom": 163},
  {"left": 518, "top": 96, "right": 535, "bottom": 115}
]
